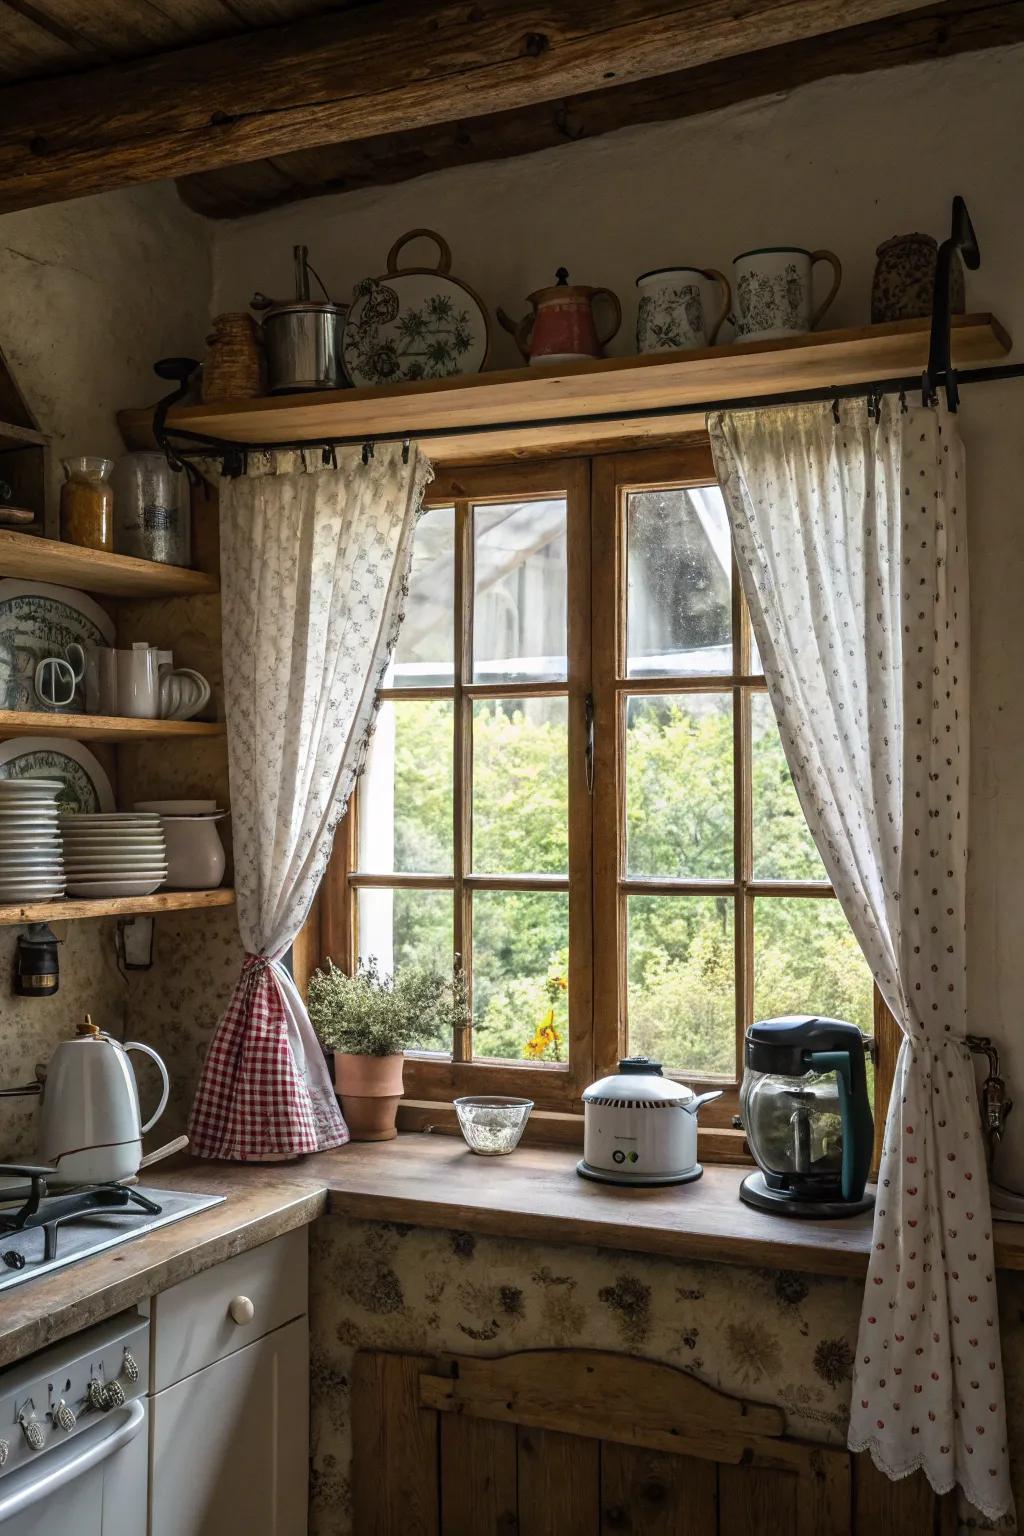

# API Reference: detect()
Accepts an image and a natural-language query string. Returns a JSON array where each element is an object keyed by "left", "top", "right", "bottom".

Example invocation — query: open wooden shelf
[
  {"left": 168, "top": 314, "right": 1011, "bottom": 464},
  {"left": 0, "top": 710, "right": 224, "bottom": 743},
  {"left": 0, "top": 887, "right": 235, "bottom": 926},
  {"left": 0, "top": 530, "right": 219, "bottom": 597}
]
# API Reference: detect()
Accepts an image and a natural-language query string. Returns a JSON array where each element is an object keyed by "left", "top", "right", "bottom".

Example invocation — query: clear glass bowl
[{"left": 453, "top": 1095, "right": 534, "bottom": 1156}]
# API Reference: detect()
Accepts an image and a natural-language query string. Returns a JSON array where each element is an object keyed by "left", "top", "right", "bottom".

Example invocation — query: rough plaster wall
[
  {"left": 213, "top": 44, "right": 1024, "bottom": 1189},
  {"left": 0, "top": 183, "right": 215, "bottom": 1156}
]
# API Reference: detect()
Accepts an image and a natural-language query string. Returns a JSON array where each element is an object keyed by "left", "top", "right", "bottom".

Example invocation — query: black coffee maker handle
[{"left": 806, "top": 1048, "right": 873, "bottom": 1202}]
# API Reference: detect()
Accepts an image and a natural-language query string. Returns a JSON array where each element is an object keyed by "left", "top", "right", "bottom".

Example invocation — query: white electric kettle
[{"left": 38, "top": 1016, "right": 170, "bottom": 1186}]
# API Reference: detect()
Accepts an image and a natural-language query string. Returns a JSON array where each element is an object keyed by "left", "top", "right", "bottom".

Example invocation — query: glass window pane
[
  {"left": 751, "top": 693, "right": 826, "bottom": 880},
  {"left": 471, "top": 891, "right": 569, "bottom": 1062},
  {"left": 753, "top": 898, "right": 873, "bottom": 1034},
  {"left": 626, "top": 694, "right": 733, "bottom": 878},
  {"left": 627, "top": 485, "right": 731, "bottom": 676},
  {"left": 388, "top": 505, "right": 454, "bottom": 687},
  {"left": 358, "top": 700, "right": 453, "bottom": 874},
  {"left": 472, "top": 697, "right": 568, "bottom": 874},
  {"left": 473, "top": 498, "right": 567, "bottom": 683},
  {"left": 356, "top": 888, "right": 454, "bottom": 1053},
  {"left": 627, "top": 895, "right": 735, "bottom": 1076}
]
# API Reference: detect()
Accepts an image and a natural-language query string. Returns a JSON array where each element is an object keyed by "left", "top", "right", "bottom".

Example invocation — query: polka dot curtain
[
  {"left": 708, "top": 399, "right": 1012, "bottom": 1521},
  {"left": 189, "top": 444, "right": 433, "bottom": 1161}
]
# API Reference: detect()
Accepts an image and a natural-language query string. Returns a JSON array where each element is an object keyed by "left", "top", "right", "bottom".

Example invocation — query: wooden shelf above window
[
  {"left": 0, "top": 710, "right": 224, "bottom": 742},
  {"left": 0, "top": 530, "right": 219, "bottom": 597},
  {"left": 0, "top": 887, "right": 235, "bottom": 926},
  {"left": 168, "top": 314, "right": 1011, "bottom": 464}
]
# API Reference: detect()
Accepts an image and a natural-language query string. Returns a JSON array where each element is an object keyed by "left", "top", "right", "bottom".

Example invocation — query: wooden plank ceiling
[{"left": 0, "top": 0, "right": 1019, "bottom": 217}]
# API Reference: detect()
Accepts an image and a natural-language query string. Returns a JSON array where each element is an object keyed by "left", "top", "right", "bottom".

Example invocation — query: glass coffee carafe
[{"left": 739, "top": 1015, "right": 874, "bottom": 1218}]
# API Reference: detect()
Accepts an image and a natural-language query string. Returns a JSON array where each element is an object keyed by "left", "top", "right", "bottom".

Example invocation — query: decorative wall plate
[
  {"left": 0, "top": 580, "right": 114, "bottom": 712},
  {"left": 343, "top": 228, "right": 489, "bottom": 387},
  {"left": 0, "top": 737, "right": 115, "bottom": 813}
]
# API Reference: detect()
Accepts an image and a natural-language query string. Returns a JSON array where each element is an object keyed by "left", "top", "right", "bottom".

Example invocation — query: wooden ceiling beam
[
  {"left": 0, "top": 0, "right": 933, "bottom": 213},
  {"left": 176, "top": 0, "right": 1024, "bottom": 218}
]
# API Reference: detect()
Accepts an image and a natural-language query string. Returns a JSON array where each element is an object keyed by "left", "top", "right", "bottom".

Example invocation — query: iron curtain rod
[
  {"left": 151, "top": 196, "right": 1018, "bottom": 469},
  {"left": 153, "top": 360, "right": 1024, "bottom": 467}
]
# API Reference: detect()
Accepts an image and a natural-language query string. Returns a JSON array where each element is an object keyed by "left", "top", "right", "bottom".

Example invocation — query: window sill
[{"left": 317, "top": 1132, "right": 877, "bottom": 1278}]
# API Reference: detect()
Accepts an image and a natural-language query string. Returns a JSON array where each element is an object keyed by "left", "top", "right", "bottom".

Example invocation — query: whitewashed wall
[{"left": 0, "top": 185, "right": 213, "bottom": 1153}]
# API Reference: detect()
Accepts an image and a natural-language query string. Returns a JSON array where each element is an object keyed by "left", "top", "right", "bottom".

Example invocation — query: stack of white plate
[
  {"left": 59, "top": 813, "right": 167, "bottom": 898},
  {"left": 0, "top": 778, "right": 65, "bottom": 902}
]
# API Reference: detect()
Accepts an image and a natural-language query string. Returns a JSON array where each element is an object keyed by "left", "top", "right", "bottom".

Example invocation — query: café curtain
[
  {"left": 708, "top": 398, "right": 1011, "bottom": 1519},
  {"left": 189, "top": 443, "right": 433, "bottom": 1160}
]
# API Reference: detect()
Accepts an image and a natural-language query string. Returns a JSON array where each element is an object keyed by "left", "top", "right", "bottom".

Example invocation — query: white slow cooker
[{"left": 578, "top": 1057, "right": 723, "bottom": 1186}]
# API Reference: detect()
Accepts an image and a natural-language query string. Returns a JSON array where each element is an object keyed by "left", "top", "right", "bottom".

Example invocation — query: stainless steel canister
[
  {"left": 112, "top": 452, "right": 191, "bottom": 567},
  {"left": 261, "top": 302, "right": 347, "bottom": 392}
]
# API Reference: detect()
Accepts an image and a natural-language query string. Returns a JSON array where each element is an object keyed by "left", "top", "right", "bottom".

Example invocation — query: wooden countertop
[
  {"left": 4, "top": 1137, "right": 1024, "bottom": 1369},
  {"left": 314, "top": 1135, "right": 1024, "bottom": 1282},
  {"left": 0, "top": 1161, "right": 325, "bottom": 1369}
]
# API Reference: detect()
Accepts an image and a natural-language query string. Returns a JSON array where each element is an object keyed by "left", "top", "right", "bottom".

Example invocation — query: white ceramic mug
[
  {"left": 34, "top": 643, "right": 85, "bottom": 710},
  {"left": 732, "top": 246, "right": 842, "bottom": 340},
  {"left": 635, "top": 267, "right": 731, "bottom": 353},
  {"left": 115, "top": 644, "right": 160, "bottom": 719}
]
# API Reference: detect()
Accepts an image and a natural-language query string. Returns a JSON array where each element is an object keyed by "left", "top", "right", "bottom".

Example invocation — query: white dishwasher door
[{"left": 0, "top": 1401, "right": 147, "bottom": 1535}]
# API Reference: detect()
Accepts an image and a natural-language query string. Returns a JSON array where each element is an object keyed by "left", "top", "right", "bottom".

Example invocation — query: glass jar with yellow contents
[{"left": 60, "top": 457, "right": 114, "bottom": 551}]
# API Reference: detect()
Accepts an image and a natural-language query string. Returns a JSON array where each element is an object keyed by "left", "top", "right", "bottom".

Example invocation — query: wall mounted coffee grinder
[{"left": 738, "top": 1015, "right": 874, "bottom": 1218}]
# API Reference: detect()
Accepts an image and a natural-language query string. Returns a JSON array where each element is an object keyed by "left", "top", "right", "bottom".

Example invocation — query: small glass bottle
[{"left": 60, "top": 457, "right": 114, "bottom": 551}]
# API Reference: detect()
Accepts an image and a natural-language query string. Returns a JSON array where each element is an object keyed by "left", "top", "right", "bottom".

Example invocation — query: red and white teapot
[{"left": 498, "top": 267, "right": 621, "bottom": 366}]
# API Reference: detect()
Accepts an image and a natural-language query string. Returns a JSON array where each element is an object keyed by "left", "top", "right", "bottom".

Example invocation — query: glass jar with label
[
  {"left": 112, "top": 452, "right": 191, "bottom": 567},
  {"left": 60, "top": 457, "right": 114, "bottom": 551}
]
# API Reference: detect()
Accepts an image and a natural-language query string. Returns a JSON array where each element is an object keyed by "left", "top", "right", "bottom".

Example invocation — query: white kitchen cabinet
[{"left": 149, "top": 1231, "right": 309, "bottom": 1536}]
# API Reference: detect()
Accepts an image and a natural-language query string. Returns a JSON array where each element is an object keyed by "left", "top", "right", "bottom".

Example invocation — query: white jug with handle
[{"left": 38, "top": 1015, "right": 170, "bottom": 1186}]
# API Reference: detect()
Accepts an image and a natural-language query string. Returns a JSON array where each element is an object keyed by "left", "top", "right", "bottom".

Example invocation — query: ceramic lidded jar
[{"left": 871, "top": 232, "right": 965, "bottom": 323}]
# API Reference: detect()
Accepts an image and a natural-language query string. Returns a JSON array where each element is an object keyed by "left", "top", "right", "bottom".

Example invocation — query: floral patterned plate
[
  {"left": 0, "top": 580, "right": 114, "bottom": 712},
  {"left": 343, "top": 228, "right": 489, "bottom": 387},
  {"left": 0, "top": 737, "right": 115, "bottom": 814}
]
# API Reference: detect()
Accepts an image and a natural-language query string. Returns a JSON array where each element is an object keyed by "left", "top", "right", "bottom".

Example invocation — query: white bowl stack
[
  {"left": 59, "top": 813, "right": 167, "bottom": 898},
  {"left": 0, "top": 778, "right": 66, "bottom": 902}
]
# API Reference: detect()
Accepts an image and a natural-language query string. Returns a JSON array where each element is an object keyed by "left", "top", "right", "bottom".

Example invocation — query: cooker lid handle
[{"left": 680, "top": 1089, "right": 724, "bottom": 1116}]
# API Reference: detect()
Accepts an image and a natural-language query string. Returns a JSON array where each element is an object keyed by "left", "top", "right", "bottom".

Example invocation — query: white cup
[
  {"left": 635, "top": 266, "right": 731, "bottom": 353},
  {"left": 732, "top": 246, "right": 842, "bottom": 341},
  {"left": 115, "top": 644, "right": 160, "bottom": 719}
]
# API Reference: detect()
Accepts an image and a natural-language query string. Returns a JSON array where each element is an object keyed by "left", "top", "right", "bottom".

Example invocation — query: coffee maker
[{"left": 738, "top": 1015, "right": 874, "bottom": 1218}]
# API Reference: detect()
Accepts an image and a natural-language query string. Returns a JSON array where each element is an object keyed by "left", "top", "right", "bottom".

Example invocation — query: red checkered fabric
[{"left": 189, "top": 955, "right": 344, "bottom": 1160}]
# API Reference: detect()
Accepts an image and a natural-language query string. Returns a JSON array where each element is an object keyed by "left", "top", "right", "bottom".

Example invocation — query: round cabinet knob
[{"left": 229, "top": 1295, "right": 255, "bottom": 1325}]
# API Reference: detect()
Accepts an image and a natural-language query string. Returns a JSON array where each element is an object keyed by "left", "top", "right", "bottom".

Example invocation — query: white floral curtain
[
  {"left": 708, "top": 399, "right": 1012, "bottom": 1520},
  {"left": 189, "top": 443, "right": 433, "bottom": 1160}
]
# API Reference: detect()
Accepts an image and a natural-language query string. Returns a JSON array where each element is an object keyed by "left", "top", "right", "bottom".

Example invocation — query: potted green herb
[{"left": 308, "top": 957, "right": 470, "bottom": 1141}]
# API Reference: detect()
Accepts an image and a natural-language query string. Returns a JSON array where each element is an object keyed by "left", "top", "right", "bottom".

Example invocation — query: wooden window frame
[{"left": 314, "top": 437, "right": 896, "bottom": 1136}]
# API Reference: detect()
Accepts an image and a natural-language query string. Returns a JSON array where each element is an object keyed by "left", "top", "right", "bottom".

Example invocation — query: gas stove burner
[{"left": 0, "top": 1163, "right": 163, "bottom": 1262}]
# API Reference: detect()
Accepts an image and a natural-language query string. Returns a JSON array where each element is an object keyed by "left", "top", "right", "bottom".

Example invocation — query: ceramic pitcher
[
  {"left": 635, "top": 267, "right": 731, "bottom": 353},
  {"left": 732, "top": 247, "right": 842, "bottom": 341}
]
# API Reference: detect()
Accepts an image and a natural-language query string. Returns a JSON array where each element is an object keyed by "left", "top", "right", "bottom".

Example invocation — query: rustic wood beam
[
  {"left": 0, "top": 0, "right": 933, "bottom": 213},
  {"left": 175, "top": 0, "right": 1024, "bottom": 218}
]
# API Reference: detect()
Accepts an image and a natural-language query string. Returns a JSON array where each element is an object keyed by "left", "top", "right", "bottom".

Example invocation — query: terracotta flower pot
[{"left": 334, "top": 1052, "right": 404, "bottom": 1141}]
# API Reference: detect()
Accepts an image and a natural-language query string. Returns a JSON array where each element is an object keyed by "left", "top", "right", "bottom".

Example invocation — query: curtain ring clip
[
  {"left": 831, "top": 397, "right": 841, "bottom": 425},
  {"left": 401, "top": 437, "right": 411, "bottom": 465},
  {"left": 899, "top": 389, "right": 908, "bottom": 415},
  {"left": 321, "top": 443, "right": 337, "bottom": 469},
  {"left": 361, "top": 440, "right": 374, "bottom": 466}
]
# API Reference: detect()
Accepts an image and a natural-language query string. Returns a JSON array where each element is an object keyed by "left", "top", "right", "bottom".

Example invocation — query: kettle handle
[{"left": 124, "top": 1042, "right": 170, "bottom": 1135}]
